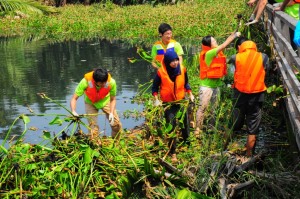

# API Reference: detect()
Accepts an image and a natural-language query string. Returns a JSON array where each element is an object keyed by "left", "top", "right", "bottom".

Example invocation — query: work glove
[
  {"left": 234, "top": 32, "right": 241, "bottom": 38},
  {"left": 245, "top": 19, "right": 258, "bottom": 26},
  {"left": 108, "top": 113, "right": 114, "bottom": 125},
  {"left": 189, "top": 93, "right": 195, "bottom": 102},
  {"left": 72, "top": 111, "right": 79, "bottom": 117},
  {"left": 249, "top": 13, "right": 255, "bottom": 21},
  {"left": 154, "top": 99, "right": 162, "bottom": 107}
]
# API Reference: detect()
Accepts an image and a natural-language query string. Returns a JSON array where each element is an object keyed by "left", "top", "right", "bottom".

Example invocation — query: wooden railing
[{"left": 265, "top": 4, "right": 300, "bottom": 151}]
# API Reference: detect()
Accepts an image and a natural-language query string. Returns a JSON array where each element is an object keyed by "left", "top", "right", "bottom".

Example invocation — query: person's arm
[
  {"left": 109, "top": 96, "right": 116, "bottom": 114},
  {"left": 152, "top": 74, "right": 161, "bottom": 96},
  {"left": 151, "top": 45, "right": 159, "bottom": 69},
  {"left": 247, "top": 0, "right": 257, "bottom": 6},
  {"left": 70, "top": 78, "right": 87, "bottom": 116},
  {"left": 175, "top": 42, "right": 184, "bottom": 66},
  {"left": 184, "top": 71, "right": 194, "bottom": 102},
  {"left": 254, "top": 0, "right": 267, "bottom": 21},
  {"left": 216, "top": 32, "right": 240, "bottom": 54},
  {"left": 152, "top": 74, "right": 162, "bottom": 106},
  {"left": 280, "top": 0, "right": 292, "bottom": 11},
  {"left": 70, "top": 93, "right": 79, "bottom": 116},
  {"left": 262, "top": 53, "right": 270, "bottom": 70}
]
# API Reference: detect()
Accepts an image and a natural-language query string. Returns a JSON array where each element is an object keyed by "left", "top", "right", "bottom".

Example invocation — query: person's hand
[
  {"left": 247, "top": 0, "right": 257, "bottom": 6},
  {"left": 245, "top": 19, "right": 258, "bottom": 26},
  {"left": 72, "top": 111, "right": 79, "bottom": 117},
  {"left": 189, "top": 93, "right": 195, "bottom": 102},
  {"left": 154, "top": 99, "right": 162, "bottom": 107},
  {"left": 234, "top": 32, "right": 241, "bottom": 38},
  {"left": 109, "top": 113, "right": 114, "bottom": 125}
]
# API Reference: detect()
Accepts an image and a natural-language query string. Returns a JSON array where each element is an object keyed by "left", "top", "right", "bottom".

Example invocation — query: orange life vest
[
  {"left": 84, "top": 71, "right": 111, "bottom": 103},
  {"left": 155, "top": 39, "right": 176, "bottom": 63},
  {"left": 293, "top": 0, "right": 300, "bottom": 3},
  {"left": 199, "top": 45, "right": 227, "bottom": 79},
  {"left": 234, "top": 41, "right": 266, "bottom": 93},
  {"left": 157, "top": 63, "right": 186, "bottom": 102}
]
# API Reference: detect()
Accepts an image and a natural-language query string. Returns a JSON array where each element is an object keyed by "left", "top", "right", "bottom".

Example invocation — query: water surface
[{"left": 0, "top": 38, "right": 154, "bottom": 144}]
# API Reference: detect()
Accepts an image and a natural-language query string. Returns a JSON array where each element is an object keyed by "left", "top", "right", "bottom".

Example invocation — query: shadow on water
[{"left": 0, "top": 37, "right": 155, "bottom": 144}]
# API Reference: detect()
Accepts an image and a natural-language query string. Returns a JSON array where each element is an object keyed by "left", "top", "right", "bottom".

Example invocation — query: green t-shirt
[
  {"left": 200, "top": 48, "right": 224, "bottom": 88},
  {"left": 75, "top": 78, "right": 117, "bottom": 109},
  {"left": 151, "top": 41, "right": 184, "bottom": 58}
]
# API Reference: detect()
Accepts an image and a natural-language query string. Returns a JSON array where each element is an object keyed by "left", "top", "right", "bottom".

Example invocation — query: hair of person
[
  {"left": 93, "top": 68, "right": 108, "bottom": 82},
  {"left": 235, "top": 36, "right": 248, "bottom": 50},
  {"left": 158, "top": 23, "right": 172, "bottom": 35},
  {"left": 202, "top": 35, "right": 212, "bottom": 47}
]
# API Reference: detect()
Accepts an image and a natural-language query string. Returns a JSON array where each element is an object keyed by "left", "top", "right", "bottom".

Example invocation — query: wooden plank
[
  {"left": 265, "top": 4, "right": 300, "bottom": 151},
  {"left": 268, "top": 21, "right": 300, "bottom": 96}
]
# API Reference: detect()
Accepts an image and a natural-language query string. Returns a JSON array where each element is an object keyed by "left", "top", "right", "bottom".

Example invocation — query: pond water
[{"left": 0, "top": 37, "right": 154, "bottom": 144}]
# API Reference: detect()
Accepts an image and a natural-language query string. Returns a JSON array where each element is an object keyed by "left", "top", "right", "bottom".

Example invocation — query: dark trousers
[
  {"left": 233, "top": 102, "right": 262, "bottom": 135},
  {"left": 164, "top": 103, "right": 190, "bottom": 154}
]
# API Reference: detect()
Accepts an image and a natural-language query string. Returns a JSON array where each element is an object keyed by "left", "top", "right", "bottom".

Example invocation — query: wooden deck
[{"left": 265, "top": 4, "right": 300, "bottom": 151}]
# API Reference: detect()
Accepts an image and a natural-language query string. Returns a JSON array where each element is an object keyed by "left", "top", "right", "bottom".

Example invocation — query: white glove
[
  {"left": 154, "top": 99, "right": 162, "bottom": 107},
  {"left": 249, "top": 13, "right": 255, "bottom": 21},
  {"left": 72, "top": 111, "right": 79, "bottom": 117},
  {"left": 189, "top": 94, "right": 195, "bottom": 102},
  {"left": 234, "top": 32, "right": 241, "bottom": 38},
  {"left": 245, "top": 19, "right": 258, "bottom": 26},
  {"left": 108, "top": 113, "right": 114, "bottom": 125}
]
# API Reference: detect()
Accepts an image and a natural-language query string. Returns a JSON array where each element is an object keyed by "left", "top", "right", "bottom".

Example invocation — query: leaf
[
  {"left": 0, "top": 145, "right": 8, "bottom": 155},
  {"left": 128, "top": 57, "right": 137, "bottom": 63},
  {"left": 176, "top": 110, "right": 183, "bottom": 119},
  {"left": 275, "top": 87, "right": 283, "bottom": 94},
  {"left": 26, "top": 163, "right": 37, "bottom": 170},
  {"left": 83, "top": 146, "right": 93, "bottom": 163},
  {"left": 43, "top": 131, "right": 51, "bottom": 139},
  {"left": 164, "top": 123, "right": 173, "bottom": 133},
  {"left": 49, "top": 116, "right": 63, "bottom": 126},
  {"left": 21, "top": 114, "right": 30, "bottom": 124}
]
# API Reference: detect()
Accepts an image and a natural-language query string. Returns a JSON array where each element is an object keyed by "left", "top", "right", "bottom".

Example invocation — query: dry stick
[
  {"left": 249, "top": 170, "right": 299, "bottom": 184},
  {"left": 158, "top": 158, "right": 181, "bottom": 174},
  {"left": 234, "top": 153, "right": 264, "bottom": 174},
  {"left": 225, "top": 157, "right": 237, "bottom": 177},
  {"left": 218, "top": 177, "right": 228, "bottom": 199},
  {"left": 227, "top": 180, "right": 255, "bottom": 198}
]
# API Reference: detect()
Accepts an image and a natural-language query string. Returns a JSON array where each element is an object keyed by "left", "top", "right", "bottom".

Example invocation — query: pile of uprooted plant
[{"left": 1, "top": 27, "right": 300, "bottom": 198}]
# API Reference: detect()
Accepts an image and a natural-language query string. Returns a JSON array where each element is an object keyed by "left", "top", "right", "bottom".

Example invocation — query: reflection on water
[{"left": 0, "top": 37, "right": 154, "bottom": 144}]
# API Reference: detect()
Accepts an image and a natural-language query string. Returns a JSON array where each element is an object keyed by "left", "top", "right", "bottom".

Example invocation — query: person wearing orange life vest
[
  {"left": 228, "top": 37, "right": 269, "bottom": 157},
  {"left": 70, "top": 68, "right": 122, "bottom": 139},
  {"left": 152, "top": 51, "right": 194, "bottom": 163},
  {"left": 151, "top": 23, "right": 184, "bottom": 70},
  {"left": 195, "top": 31, "right": 241, "bottom": 134}
]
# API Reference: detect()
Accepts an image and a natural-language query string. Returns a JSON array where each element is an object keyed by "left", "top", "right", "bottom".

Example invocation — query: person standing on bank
[
  {"left": 151, "top": 23, "right": 184, "bottom": 69},
  {"left": 229, "top": 37, "right": 269, "bottom": 157},
  {"left": 195, "top": 31, "right": 241, "bottom": 134},
  {"left": 152, "top": 51, "right": 194, "bottom": 163},
  {"left": 70, "top": 68, "right": 122, "bottom": 138}
]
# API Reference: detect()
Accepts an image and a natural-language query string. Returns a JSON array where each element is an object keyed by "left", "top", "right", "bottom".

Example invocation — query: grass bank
[{"left": 0, "top": 0, "right": 250, "bottom": 44}]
